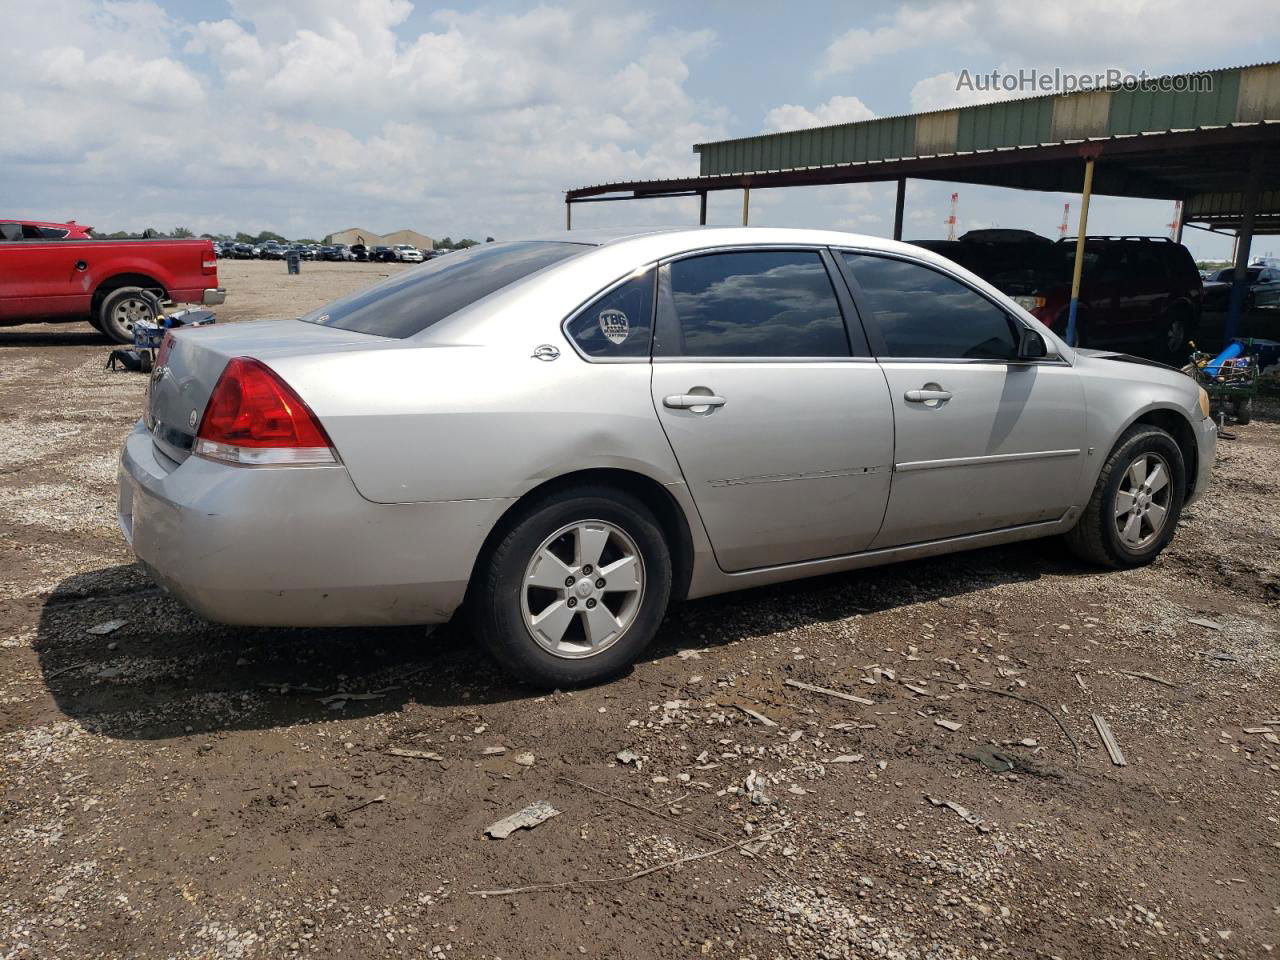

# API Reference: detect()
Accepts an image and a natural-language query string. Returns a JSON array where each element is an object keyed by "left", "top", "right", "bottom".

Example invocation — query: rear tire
[
  {"left": 1234, "top": 397, "right": 1253, "bottom": 425},
  {"left": 1158, "top": 307, "right": 1192, "bottom": 364},
  {"left": 98, "top": 286, "right": 157, "bottom": 344},
  {"left": 1064, "top": 425, "right": 1186, "bottom": 568},
  {"left": 468, "top": 486, "right": 672, "bottom": 688}
]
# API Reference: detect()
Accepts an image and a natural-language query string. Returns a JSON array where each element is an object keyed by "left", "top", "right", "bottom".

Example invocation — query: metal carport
[{"left": 565, "top": 62, "right": 1280, "bottom": 344}]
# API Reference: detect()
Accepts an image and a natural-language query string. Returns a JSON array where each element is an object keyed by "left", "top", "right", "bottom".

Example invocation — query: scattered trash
[
  {"left": 744, "top": 770, "right": 772, "bottom": 806},
  {"left": 934, "top": 718, "right": 963, "bottom": 732},
  {"left": 615, "top": 749, "right": 641, "bottom": 766},
  {"left": 787, "top": 784, "right": 808, "bottom": 795},
  {"left": 386, "top": 747, "right": 444, "bottom": 761},
  {"left": 961, "top": 744, "right": 1062, "bottom": 780},
  {"left": 924, "top": 794, "right": 992, "bottom": 833},
  {"left": 1091, "top": 714, "right": 1127, "bottom": 766},
  {"left": 784, "top": 679, "right": 875, "bottom": 706},
  {"left": 484, "top": 801, "right": 560, "bottom": 839},
  {"left": 1202, "top": 650, "right": 1239, "bottom": 662},
  {"left": 676, "top": 649, "right": 703, "bottom": 660},
  {"left": 737, "top": 705, "right": 778, "bottom": 727},
  {"left": 1122, "top": 670, "right": 1178, "bottom": 688},
  {"left": 828, "top": 754, "right": 864, "bottom": 764},
  {"left": 1188, "top": 618, "right": 1223, "bottom": 631},
  {"left": 86, "top": 620, "right": 126, "bottom": 636},
  {"left": 1074, "top": 672, "right": 1089, "bottom": 692},
  {"left": 319, "top": 691, "right": 385, "bottom": 704},
  {"left": 901, "top": 682, "right": 931, "bottom": 697},
  {"left": 481, "top": 746, "right": 507, "bottom": 755},
  {"left": 513, "top": 752, "right": 536, "bottom": 767}
]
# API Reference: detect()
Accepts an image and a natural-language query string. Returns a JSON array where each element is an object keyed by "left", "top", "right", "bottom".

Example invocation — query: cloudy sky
[{"left": 4, "top": 0, "right": 1278, "bottom": 259}]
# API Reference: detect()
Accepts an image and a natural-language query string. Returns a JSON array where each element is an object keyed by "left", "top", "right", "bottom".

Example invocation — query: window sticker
[{"left": 598, "top": 308, "right": 630, "bottom": 345}]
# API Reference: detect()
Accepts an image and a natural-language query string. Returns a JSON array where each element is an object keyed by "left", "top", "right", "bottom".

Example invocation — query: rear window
[{"left": 302, "top": 241, "right": 587, "bottom": 338}]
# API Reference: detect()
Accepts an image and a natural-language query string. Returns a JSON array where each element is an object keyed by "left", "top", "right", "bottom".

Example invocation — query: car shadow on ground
[
  {"left": 34, "top": 538, "right": 1095, "bottom": 741},
  {"left": 0, "top": 324, "right": 107, "bottom": 348}
]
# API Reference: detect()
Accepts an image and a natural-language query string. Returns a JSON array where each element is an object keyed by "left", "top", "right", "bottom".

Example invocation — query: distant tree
[
  {"left": 234, "top": 232, "right": 256, "bottom": 243},
  {"left": 296, "top": 237, "right": 318, "bottom": 245},
  {"left": 141, "top": 227, "right": 161, "bottom": 239},
  {"left": 455, "top": 238, "right": 478, "bottom": 249},
  {"left": 435, "top": 237, "right": 453, "bottom": 250},
  {"left": 171, "top": 226, "right": 194, "bottom": 238},
  {"left": 256, "top": 230, "right": 286, "bottom": 243}
]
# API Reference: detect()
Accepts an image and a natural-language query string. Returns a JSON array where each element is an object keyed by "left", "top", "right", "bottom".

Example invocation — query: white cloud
[
  {"left": 0, "top": 0, "right": 727, "bottom": 238},
  {"left": 821, "top": 0, "right": 1280, "bottom": 79},
  {"left": 762, "top": 96, "right": 876, "bottom": 133},
  {"left": 909, "top": 69, "right": 1026, "bottom": 112}
]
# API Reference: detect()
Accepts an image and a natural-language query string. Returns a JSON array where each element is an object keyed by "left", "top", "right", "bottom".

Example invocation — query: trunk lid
[{"left": 146, "top": 319, "right": 384, "bottom": 467}]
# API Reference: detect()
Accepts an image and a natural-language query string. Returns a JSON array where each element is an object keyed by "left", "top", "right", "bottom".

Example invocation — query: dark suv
[{"left": 912, "top": 233, "right": 1202, "bottom": 361}]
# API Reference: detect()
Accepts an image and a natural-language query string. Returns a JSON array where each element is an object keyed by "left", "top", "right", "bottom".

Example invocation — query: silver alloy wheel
[
  {"left": 110, "top": 295, "right": 153, "bottom": 334},
  {"left": 520, "top": 519, "right": 644, "bottom": 659},
  {"left": 1114, "top": 452, "right": 1172, "bottom": 549},
  {"left": 1166, "top": 316, "right": 1186, "bottom": 354}
]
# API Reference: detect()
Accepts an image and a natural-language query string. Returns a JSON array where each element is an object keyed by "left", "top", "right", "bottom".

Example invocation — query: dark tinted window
[
  {"left": 38, "top": 226, "right": 70, "bottom": 239},
  {"left": 565, "top": 269, "right": 654, "bottom": 359},
  {"left": 843, "top": 253, "right": 1019, "bottom": 360},
  {"left": 657, "top": 250, "right": 849, "bottom": 358},
  {"left": 0, "top": 223, "right": 21, "bottom": 241},
  {"left": 302, "top": 241, "right": 586, "bottom": 338}
]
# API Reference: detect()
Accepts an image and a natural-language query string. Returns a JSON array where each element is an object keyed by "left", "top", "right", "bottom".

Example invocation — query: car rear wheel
[
  {"left": 469, "top": 486, "right": 672, "bottom": 688},
  {"left": 1063, "top": 425, "right": 1186, "bottom": 568},
  {"left": 98, "top": 286, "right": 157, "bottom": 344},
  {"left": 1159, "top": 308, "right": 1192, "bottom": 363}
]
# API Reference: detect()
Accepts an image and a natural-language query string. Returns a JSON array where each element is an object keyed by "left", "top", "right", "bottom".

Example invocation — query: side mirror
[{"left": 1017, "top": 327, "right": 1047, "bottom": 360}]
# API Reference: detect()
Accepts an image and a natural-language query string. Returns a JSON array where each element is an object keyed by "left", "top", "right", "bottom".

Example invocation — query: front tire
[
  {"left": 469, "top": 486, "right": 672, "bottom": 688},
  {"left": 1064, "top": 425, "right": 1186, "bottom": 568}
]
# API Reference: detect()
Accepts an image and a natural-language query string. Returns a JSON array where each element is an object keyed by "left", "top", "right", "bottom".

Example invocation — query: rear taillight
[
  {"left": 193, "top": 357, "right": 337, "bottom": 466},
  {"left": 155, "top": 331, "right": 174, "bottom": 368},
  {"left": 202, "top": 251, "right": 216, "bottom": 274}
]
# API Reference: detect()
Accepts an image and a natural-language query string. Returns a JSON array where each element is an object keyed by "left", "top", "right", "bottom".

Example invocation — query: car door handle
[
  {"left": 664, "top": 393, "right": 727, "bottom": 410},
  {"left": 904, "top": 388, "right": 952, "bottom": 403}
]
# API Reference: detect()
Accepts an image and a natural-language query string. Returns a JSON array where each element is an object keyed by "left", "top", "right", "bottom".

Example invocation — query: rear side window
[
  {"left": 656, "top": 250, "right": 849, "bottom": 358},
  {"left": 843, "top": 253, "right": 1019, "bottom": 361},
  {"left": 565, "top": 269, "right": 654, "bottom": 359},
  {"left": 302, "top": 241, "right": 586, "bottom": 338}
]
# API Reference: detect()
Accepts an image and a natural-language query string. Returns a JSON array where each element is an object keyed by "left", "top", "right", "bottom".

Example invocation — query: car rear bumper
[
  {"left": 117, "top": 419, "right": 511, "bottom": 627},
  {"left": 1187, "top": 414, "right": 1216, "bottom": 507}
]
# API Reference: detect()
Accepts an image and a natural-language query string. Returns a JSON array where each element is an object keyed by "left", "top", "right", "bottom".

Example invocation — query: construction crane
[
  {"left": 945, "top": 192, "right": 958, "bottom": 241},
  {"left": 1058, "top": 203, "right": 1071, "bottom": 240}
]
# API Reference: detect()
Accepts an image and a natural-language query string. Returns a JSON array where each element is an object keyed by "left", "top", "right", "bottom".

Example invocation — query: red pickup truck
[{"left": 0, "top": 221, "right": 225, "bottom": 343}]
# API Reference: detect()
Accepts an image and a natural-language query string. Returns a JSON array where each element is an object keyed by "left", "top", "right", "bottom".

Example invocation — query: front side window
[
  {"left": 302, "top": 241, "right": 587, "bottom": 338},
  {"left": 565, "top": 268, "right": 654, "bottom": 359},
  {"left": 842, "top": 253, "right": 1020, "bottom": 361},
  {"left": 656, "top": 249, "right": 849, "bottom": 358}
]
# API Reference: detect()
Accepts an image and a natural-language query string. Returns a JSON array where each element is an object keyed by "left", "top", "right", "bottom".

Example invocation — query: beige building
[{"left": 325, "top": 227, "right": 435, "bottom": 250}]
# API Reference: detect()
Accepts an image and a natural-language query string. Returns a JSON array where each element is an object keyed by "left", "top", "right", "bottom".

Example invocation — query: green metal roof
[{"left": 692, "top": 62, "right": 1280, "bottom": 177}]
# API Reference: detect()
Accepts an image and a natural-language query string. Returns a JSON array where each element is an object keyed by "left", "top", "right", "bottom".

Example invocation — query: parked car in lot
[
  {"left": 0, "top": 234, "right": 224, "bottom": 342},
  {"left": 394, "top": 244, "right": 425, "bottom": 263},
  {"left": 349, "top": 243, "right": 369, "bottom": 262},
  {"left": 0, "top": 219, "right": 94, "bottom": 240},
  {"left": 370, "top": 245, "right": 398, "bottom": 263},
  {"left": 120, "top": 227, "right": 1215, "bottom": 688},
  {"left": 259, "top": 241, "right": 286, "bottom": 261},
  {"left": 330, "top": 244, "right": 354, "bottom": 261},
  {"left": 1201, "top": 265, "right": 1280, "bottom": 310},
  {"left": 913, "top": 234, "right": 1202, "bottom": 361}
]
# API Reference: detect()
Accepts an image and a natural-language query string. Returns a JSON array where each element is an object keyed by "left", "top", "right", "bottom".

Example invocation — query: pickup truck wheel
[
  {"left": 1064, "top": 425, "right": 1186, "bottom": 569},
  {"left": 99, "top": 287, "right": 156, "bottom": 344}
]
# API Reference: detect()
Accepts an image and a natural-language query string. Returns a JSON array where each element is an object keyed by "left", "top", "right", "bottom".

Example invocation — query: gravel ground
[{"left": 1, "top": 261, "right": 1278, "bottom": 959}]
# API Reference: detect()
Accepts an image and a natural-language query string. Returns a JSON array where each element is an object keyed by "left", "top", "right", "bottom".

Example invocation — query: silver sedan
[{"left": 119, "top": 227, "right": 1216, "bottom": 687}]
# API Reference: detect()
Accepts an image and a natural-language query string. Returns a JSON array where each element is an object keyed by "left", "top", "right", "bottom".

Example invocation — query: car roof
[{"left": 521, "top": 225, "right": 939, "bottom": 259}]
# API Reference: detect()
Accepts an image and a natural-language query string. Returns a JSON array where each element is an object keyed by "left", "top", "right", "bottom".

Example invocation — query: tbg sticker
[{"left": 598, "top": 308, "right": 629, "bottom": 345}]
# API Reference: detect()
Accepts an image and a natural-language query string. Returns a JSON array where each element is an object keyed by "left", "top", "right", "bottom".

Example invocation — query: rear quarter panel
[{"left": 275, "top": 342, "right": 685, "bottom": 504}]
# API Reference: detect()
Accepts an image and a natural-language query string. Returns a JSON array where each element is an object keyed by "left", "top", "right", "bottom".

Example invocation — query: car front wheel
[
  {"left": 1064, "top": 424, "right": 1186, "bottom": 568},
  {"left": 469, "top": 486, "right": 672, "bottom": 688}
]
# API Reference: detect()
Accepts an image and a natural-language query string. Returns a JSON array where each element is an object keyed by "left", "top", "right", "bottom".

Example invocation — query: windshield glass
[{"left": 301, "top": 241, "right": 588, "bottom": 338}]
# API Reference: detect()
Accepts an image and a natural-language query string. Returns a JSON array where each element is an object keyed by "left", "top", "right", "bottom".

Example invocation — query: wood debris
[
  {"left": 1092, "top": 714, "right": 1127, "bottom": 766},
  {"left": 736, "top": 706, "right": 778, "bottom": 727},
  {"left": 935, "top": 718, "right": 963, "bottom": 732},
  {"left": 924, "top": 794, "right": 992, "bottom": 833},
  {"left": 386, "top": 747, "right": 444, "bottom": 761},
  {"left": 484, "top": 801, "right": 560, "bottom": 840},
  {"left": 1188, "top": 617, "right": 1223, "bottom": 631},
  {"left": 783, "top": 679, "right": 874, "bottom": 706},
  {"left": 1121, "top": 671, "right": 1178, "bottom": 688}
]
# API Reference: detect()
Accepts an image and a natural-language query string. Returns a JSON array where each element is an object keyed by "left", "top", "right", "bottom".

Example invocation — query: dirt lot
[{"left": 2, "top": 260, "right": 1278, "bottom": 959}]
